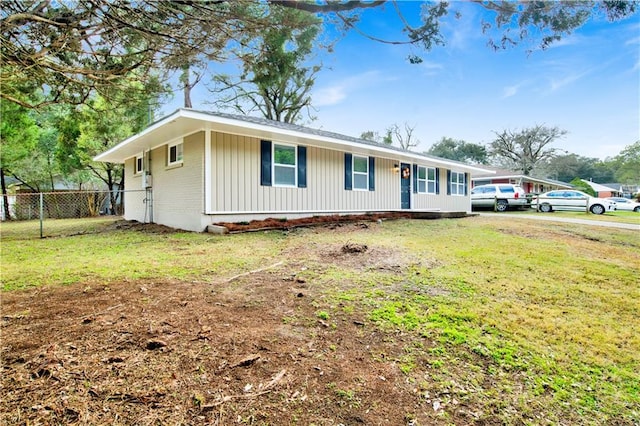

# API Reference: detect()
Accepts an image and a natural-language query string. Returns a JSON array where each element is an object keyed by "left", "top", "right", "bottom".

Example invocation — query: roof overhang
[
  {"left": 95, "top": 109, "right": 494, "bottom": 175},
  {"left": 472, "top": 174, "right": 572, "bottom": 188}
]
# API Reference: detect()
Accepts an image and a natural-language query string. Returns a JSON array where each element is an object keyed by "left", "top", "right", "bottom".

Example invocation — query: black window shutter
[
  {"left": 435, "top": 168, "right": 440, "bottom": 194},
  {"left": 260, "top": 140, "right": 272, "bottom": 186},
  {"left": 412, "top": 164, "right": 418, "bottom": 194},
  {"left": 297, "top": 146, "right": 307, "bottom": 188},
  {"left": 465, "top": 172, "right": 469, "bottom": 196},
  {"left": 447, "top": 169, "right": 451, "bottom": 195},
  {"left": 344, "top": 153, "right": 352, "bottom": 190},
  {"left": 368, "top": 157, "right": 375, "bottom": 191}
]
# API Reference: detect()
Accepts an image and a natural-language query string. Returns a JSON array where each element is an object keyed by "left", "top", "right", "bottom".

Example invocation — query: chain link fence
[{"left": 1, "top": 190, "right": 145, "bottom": 239}]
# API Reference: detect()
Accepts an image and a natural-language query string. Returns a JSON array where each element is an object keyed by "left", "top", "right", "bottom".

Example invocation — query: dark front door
[{"left": 400, "top": 163, "right": 411, "bottom": 209}]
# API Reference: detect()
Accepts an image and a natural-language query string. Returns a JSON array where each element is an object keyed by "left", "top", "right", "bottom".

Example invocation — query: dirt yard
[{"left": 0, "top": 220, "right": 498, "bottom": 426}]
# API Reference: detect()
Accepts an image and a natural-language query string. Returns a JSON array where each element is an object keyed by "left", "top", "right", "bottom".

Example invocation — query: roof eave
[{"left": 94, "top": 109, "right": 495, "bottom": 174}]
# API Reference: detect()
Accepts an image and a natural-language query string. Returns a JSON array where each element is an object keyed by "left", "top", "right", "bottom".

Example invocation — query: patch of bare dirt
[
  {"left": 1, "top": 229, "right": 494, "bottom": 425},
  {"left": 104, "top": 220, "right": 179, "bottom": 234},
  {"left": 215, "top": 212, "right": 414, "bottom": 232},
  {"left": 2, "top": 278, "right": 433, "bottom": 425}
]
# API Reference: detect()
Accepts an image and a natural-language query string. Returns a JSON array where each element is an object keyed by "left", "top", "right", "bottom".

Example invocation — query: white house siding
[
  {"left": 207, "top": 131, "right": 466, "bottom": 217},
  {"left": 412, "top": 169, "right": 471, "bottom": 212},
  {"left": 123, "top": 158, "right": 147, "bottom": 222},
  {"left": 151, "top": 132, "right": 205, "bottom": 231}
]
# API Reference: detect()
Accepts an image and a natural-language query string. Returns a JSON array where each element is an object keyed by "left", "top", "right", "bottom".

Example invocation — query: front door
[{"left": 400, "top": 163, "right": 411, "bottom": 209}]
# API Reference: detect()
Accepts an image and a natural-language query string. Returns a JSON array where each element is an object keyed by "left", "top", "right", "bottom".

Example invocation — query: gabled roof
[
  {"left": 580, "top": 179, "right": 622, "bottom": 192},
  {"left": 94, "top": 109, "right": 494, "bottom": 175},
  {"left": 471, "top": 166, "right": 572, "bottom": 188},
  {"left": 600, "top": 183, "right": 624, "bottom": 191}
]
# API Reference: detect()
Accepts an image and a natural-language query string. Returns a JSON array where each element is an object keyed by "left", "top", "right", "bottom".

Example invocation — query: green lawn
[{"left": 2, "top": 216, "right": 639, "bottom": 423}]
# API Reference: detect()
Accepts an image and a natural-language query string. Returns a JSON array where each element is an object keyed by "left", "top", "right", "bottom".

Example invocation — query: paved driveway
[{"left": 478, "top": 213, "right": 640, "bottom": 231}]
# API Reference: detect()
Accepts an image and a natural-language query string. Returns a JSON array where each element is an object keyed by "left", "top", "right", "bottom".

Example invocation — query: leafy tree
[
  {"left": 0, "top": 100, "right": 40, "bottom": 218},
  {"left": 426, "top": 137, "right": 488, "bottom": 164},
  {"left": 0, "top": 1, "right": 263, "bottom": 109},
  {"left": 612, "top": 141, "right": 640, "bottom": 184},
  {"left": 77, "top": 94, "right": 153, "bottom": 185},
  {"left": 591, "top": 160, "right": 617, "bottom": 183},
  {"left": 2, "top": 1, "right": 637, "bottom": 109},
  {"left": 570, "top": 177, "right": 596, "bottom": 196},
  {"left": 489, "top": 125, "right": 567, "bottom": 175},
  {"left": 211, "top": 6, "right": 322, "bottom": 123},
  {"left": 536, "top": 153, "right": 593, "bottom": 182}
]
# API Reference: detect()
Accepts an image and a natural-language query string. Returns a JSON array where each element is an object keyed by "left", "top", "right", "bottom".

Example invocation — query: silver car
[
  {"left": 471, "top": 184, "right": 528, "bottom": 212},
  {"left": 532, "top": 190, "right": 616, "bottom": 215}
]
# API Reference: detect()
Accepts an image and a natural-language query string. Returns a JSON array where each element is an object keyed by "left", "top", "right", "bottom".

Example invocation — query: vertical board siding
[
  {"left": 411, "top": 168, "right": 471, "bottom": 211},
  {"left": 208, "top": 131, "right": 470, "bottom": 214}
]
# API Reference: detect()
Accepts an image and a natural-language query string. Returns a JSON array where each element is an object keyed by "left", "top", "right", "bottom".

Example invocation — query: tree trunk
[
  {"left": 184, "top": 82, "right": 192, "bottom": 108},
  {"left": 182, "top": 66, "right": 193, "bottom": 108},
  {"left": 1, "top": 168, "right": 11, "bottom": 220}
]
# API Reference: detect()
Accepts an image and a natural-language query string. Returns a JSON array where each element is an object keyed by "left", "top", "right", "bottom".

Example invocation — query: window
[
  {"left": 273, "top": 143, "right": 297, "bottom": 186},
  {"left": 344, "top": 154, "right": 374, "bottom": 191},
  {"left": 416, "top": 166, "right": 437, "bottom": 194},
  {"left": 134, "top": 155, "right": 143, "bottom": 175},
  {"left": 261, "top": 141, "right": 306, "bottom": 188},
  {"left": 168, "top": 142, "right": 183, "bottom": 166},
  {"left": 352, "top": 155, "right": 369, "bottom": 190},
  {"left": 417, "top": 166, "right": 426, "bottom": 193},
  {"left": 450, "top": 171, "right": 466, "bottom": 196},
  {"left": 472, "top": 186, "right": 494, "bottom": 195}
]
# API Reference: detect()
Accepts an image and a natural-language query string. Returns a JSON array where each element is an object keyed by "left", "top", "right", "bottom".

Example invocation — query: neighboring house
[
  {"left": 600, "top": 183, "right": 639, "bottom": 198},
  {"left": 95, "top": 109, "right": 493, "bottom": 232},
  {"left": 472, "top": 167, "right": 572, "bottom": 194},
  {"left": 580, "top": 180, "right": 623, "bottom": 198}
]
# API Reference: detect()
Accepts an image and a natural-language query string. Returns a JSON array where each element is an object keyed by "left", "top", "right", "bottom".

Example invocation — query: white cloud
[
  {"left": 313, "top": 86, "right": 347, "bottom": 107},
  {"left": 441, "top": 2, "right": 482, "bottom": 50},
  {"left": 313, "top": 70, "right": 393, "bottom": 107},
  {"left": 625, "top": 35, "right": 640, "bottom": 46},
  {"left": 502, "top": 82, "right": 524, "bottom": 98},
  {"left": 548, "top": 72, "right": 587, "bottom": 92},
  {"left": 545, "top": 33, "right": 583, "bottom": 49},
  {"left": 420, "top": 61, "right": 444, "bottom": 76}
]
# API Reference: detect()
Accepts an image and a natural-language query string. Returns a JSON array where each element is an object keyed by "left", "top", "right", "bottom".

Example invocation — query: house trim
[
  {"left": 204, "top": 127, "right": 212, "bottom": 213},
  {"left": 472, "top": 174, "right": 571, "bottom": 189},
  {"left": 207, "top": 207, "right": 442, "bottom": 217},
  {"left": 94, "top": 109, "right": 493, "bottom": 176}
]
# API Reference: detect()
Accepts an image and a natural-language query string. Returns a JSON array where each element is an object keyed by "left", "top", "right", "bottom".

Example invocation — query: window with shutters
[
  {"left": 417, "top": 166, "right": 437, "bottom": 194},
  {"left": 352, "top": 155, "right": 369, "bottom": 191},
  {"left": 450, "top": 171, "right": 466, "bottom": 196},
  {"left": 273, "top": 143, "right": 297, "bottom": 187}
]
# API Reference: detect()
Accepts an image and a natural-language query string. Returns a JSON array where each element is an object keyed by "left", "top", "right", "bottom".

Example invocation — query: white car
[
  {"left": 532, "top": 190, "right": 616, "bottom": 215},
  {"left": 471, "top": 184, "right": 528, "bottom": 212},
  {"left": 606, "top": 197, "right": 640, "bottom": 212}
]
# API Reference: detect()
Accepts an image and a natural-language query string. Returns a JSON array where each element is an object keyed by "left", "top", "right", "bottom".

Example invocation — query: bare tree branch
[
  {"left": 490, "top": 125, "right": 567, "bottom": 175},
  {"left": 270, "top": 0, "right": 386, "bottom": 14}
]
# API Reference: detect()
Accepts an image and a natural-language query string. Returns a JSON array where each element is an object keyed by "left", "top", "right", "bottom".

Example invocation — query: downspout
[{"left": 143, "top": 149, "right": 153, "bottom": 223}]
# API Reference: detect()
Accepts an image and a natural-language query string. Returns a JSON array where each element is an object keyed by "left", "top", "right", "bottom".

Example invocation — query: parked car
[
  {"left": 471, "top": 184, "right": 527, "bottom": 212},
  {"left": 531, "top": 190, "right": 616, "bottom": 214},
  {"left": 606, "top": 197, "right": 640, "bottom": 212}
]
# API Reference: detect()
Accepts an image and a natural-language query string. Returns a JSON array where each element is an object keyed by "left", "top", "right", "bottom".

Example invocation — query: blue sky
[{"left": 160, "top": 2, "right": 640, "bottom": 160}]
